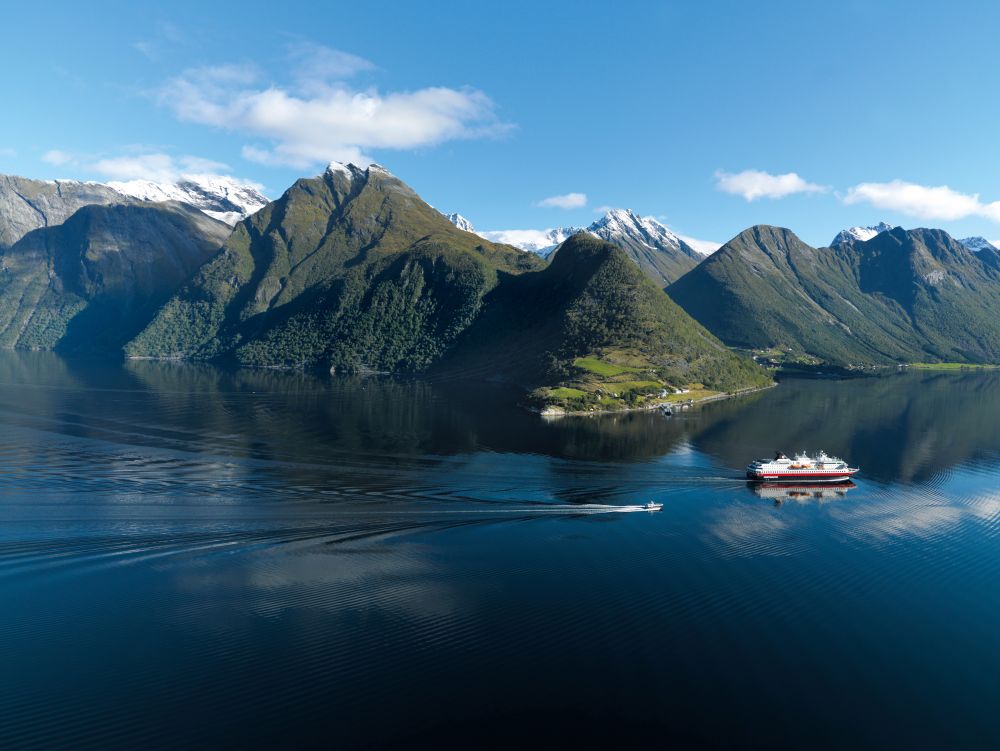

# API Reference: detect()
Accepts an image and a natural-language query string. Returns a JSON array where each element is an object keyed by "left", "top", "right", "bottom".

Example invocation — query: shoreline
[{"left": 535, "top": 382, "right": 778, "bottom": 418}]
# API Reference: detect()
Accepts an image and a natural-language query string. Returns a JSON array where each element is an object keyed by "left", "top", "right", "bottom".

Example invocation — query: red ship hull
[{"left": 746, "top": 468, "right": 859, "bottom": 483}]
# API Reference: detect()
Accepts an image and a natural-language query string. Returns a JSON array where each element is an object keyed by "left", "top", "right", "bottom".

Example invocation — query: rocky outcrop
[{"left": 0, "top": 175, "right": 123, "bottom": 248}]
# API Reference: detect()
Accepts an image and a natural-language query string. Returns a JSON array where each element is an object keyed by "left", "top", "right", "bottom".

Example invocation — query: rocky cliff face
[
  {"left": 0, "top": 173, "right": 268, "bottom": 249},
  {"left": 0, "top": 201, "right": 229, "bottom": 352},
  {"left": 0, "top": 175, "right": 123, "bottom": 249}
]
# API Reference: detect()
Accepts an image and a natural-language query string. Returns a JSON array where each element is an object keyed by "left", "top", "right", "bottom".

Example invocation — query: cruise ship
[{"left": 746, "top": 451, "right": 859, "bottom": 483}]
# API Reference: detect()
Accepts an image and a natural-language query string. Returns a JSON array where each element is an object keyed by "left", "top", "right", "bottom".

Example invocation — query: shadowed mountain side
[
  {"left": 0, "top": 202, "right": 229, "bottom": 353},
  {"left": 668, "top": 225, "right": 1000, "bottom": 365}
]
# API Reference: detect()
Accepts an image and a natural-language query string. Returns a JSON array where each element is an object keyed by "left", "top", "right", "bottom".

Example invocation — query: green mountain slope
[
  {"left": 439, "top": 234, "right": 771, "bottom": 411},
  {"left": 126, "top": 163, "right": 543, "bottom": 370},
  {"left": 667, "top": 225, "right": 1000, "bottom": 365},
  {"left": 0, "top": 202, "right": 229, "bottom": 352}
]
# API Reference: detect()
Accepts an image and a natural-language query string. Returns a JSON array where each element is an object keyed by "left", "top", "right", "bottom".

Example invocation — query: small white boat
[{"left": 643, "top": 502, "right": 663, "bottom": 511}]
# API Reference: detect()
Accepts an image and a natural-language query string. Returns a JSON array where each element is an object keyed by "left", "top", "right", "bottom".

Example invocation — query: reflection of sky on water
[
  {"left": 2, "top": 354, "right": 1000, "bottom": 748},
  {"left": 707, "top": 462, "right": 1000, "bottom": 559},
  {"left": 171, "top": 531, "right": 460, "bottom": 624}
]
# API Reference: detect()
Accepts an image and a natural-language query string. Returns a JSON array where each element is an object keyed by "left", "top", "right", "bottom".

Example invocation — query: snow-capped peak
[
  {"left": 830, "top": 221, "right": 894, "bottom": 246},
  {"left": 107, "top": 174, "right": 268, "bottom": 226},
  {"left": 590, "top": 208, "right": 681, "bottom": 249},
  {"left": 587, "top": 208, "right": 708, "bottom": 258},
  {"left": 443, "top": 213, "right": 476, "bottom": 233},
  {"left": 326, "top": 161, "right": 354, "bottom": 177},
  {"left": 465, "top": 208, "right": 714, "bottom": 258},
  {"left": 325, "top": 161, "right": 374, "bottom": 183},
  {"left": 959, "top": 236, "right": 999, "bottom": 253}
]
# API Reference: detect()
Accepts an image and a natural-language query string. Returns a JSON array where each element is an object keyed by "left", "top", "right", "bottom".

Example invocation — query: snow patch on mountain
[
  {"left": 830, "top": 221, "right": 894, "bottom": 246},
  {"left": 959, "top": 236, "right": 999, "bottom": 253},
  {"left": 676, "top": 234, "right": 721, "bottom": 255},
  {"left": 108, "top": 174, "right": 268, "bottom": 226},
  {"left": 587, "top": 209, "right": 706, "bottom": 258},
  {"left": 326, "top": 161, "right": 354, "bottom": 178},
  {"left": 480, "top": 227, "right": 583, "bottom": 256},
  {"left": 442, "top": 206, "right": 717, "bottom": 259},
  {"left": 444, "top": 213, "right": 476, "bottom": 233}
]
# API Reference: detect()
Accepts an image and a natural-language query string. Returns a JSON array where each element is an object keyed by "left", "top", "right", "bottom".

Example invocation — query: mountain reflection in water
[{"left": 0, "top": 353, "right": 998, "bottom": 749}]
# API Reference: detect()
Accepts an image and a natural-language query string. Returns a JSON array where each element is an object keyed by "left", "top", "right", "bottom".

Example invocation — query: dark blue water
[{"left": 0, "top": 354, "right": 998, "bottom": 749}]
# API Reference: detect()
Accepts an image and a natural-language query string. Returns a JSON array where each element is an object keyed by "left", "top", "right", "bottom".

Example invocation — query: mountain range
[
  {"left": 123, "top": 162, "right": 765, "bottom": 407},
  {"left": 475, "top": 225, "right": 580, "bottom": 255},
  {"left": 4, "top": 159, "right": 1000, "bottom": 398},
  {"left": 668, "top": 224, "right": 1000, "bottom": 365},
  {"left": 0, "top": 173, "right": 267, "bottom": 249},
  {"left": 830, "top": 221, "right": 894, "bottom": 247},
  {"left": 448, "top": 208, "right": 708, "bottom": 285}
]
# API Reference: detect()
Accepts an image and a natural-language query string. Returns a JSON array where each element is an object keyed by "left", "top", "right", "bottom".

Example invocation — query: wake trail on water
[{"left": 0, "top": 500, "right": 673, "bottom": 581}]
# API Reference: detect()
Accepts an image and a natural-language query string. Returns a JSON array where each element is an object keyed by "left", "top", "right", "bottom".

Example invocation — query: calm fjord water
[{"left": 0, "top": 353, "right": 998, "bottom": 749}]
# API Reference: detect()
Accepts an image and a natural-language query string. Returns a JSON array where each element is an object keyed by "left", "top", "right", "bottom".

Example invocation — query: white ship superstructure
[{"left": 746, "top": 451, "right": 859, "bottom": 483}]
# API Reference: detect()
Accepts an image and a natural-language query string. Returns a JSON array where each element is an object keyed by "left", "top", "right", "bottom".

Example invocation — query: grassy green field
[
  {"left": 532, "top": 351, "right": 728, "bottom": 413},
  {"left": 548, "top": 387, "right": 587, "bottom": 399},
  {"left": 909, "top": 362, "right": 1000, "bottom": 371},
  {"left": 572, "top": 356, "right": 644, "bottom": 377}
]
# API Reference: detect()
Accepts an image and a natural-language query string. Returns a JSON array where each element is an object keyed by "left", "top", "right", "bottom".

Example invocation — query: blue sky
[{"left": 2, "top": 0, "right": 1000, "bottom": 247}]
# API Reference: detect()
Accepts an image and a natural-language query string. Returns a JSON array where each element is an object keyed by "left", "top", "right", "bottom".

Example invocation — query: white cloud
[
  {"left": 155, "top": 45, "right": 511, "bottom": 169},
  {"left": 715, "top": 169, "right": 827, "bottom": 201},
  {"left": 535, "top": 192, "right": 587, "bottom": 209},
  {"left": 0, "top": 147, "right": 15, "bottom": 158},
  {"left": 38, "top": 148, "right": 248, "bottom": 186},
  {"left": 842, "top": 179, "right": 1000, "bottom": 223},
  {"left": 91, "top": 153, "right": 231, "bottom": 183},
  {"left": 676, "top": 234, "right": 722, "bottom": 255},
  {"left": 42, "top": 149, "right": 74, "bottom": 166}
]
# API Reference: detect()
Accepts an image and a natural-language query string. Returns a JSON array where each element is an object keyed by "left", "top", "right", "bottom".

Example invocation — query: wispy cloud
[
  {"left": 39, "top": 148, "right": 242, "bottom": 184},
  {"left": 0, "top": 147, "right": 16, "bottom": 159},
  {"left": 93, "top": 153, "right": 230, "bottom": 183},
  {"left": 842, "top": 179, "right": 1000, "bottom": 223},
  {"left": 132, "top": 20, "right": 189, "bottom": 62},
  {"left": 535, "top": 192, "right": 587, "bottom": 209},
  {"left": 715, "top": 169, "right": 827, "bottom": 201},
  {"left": 131, "top": 41, "right": 158, "bottom": 61},
  {"left": 155, "top": 43, "right": 512, "bottom": 169},
  {"left": 41, "top": 149, "right": 73, "bottom": 166},
  {"left": 288, "top": 42, "right": 376, "bottom": 94}
]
